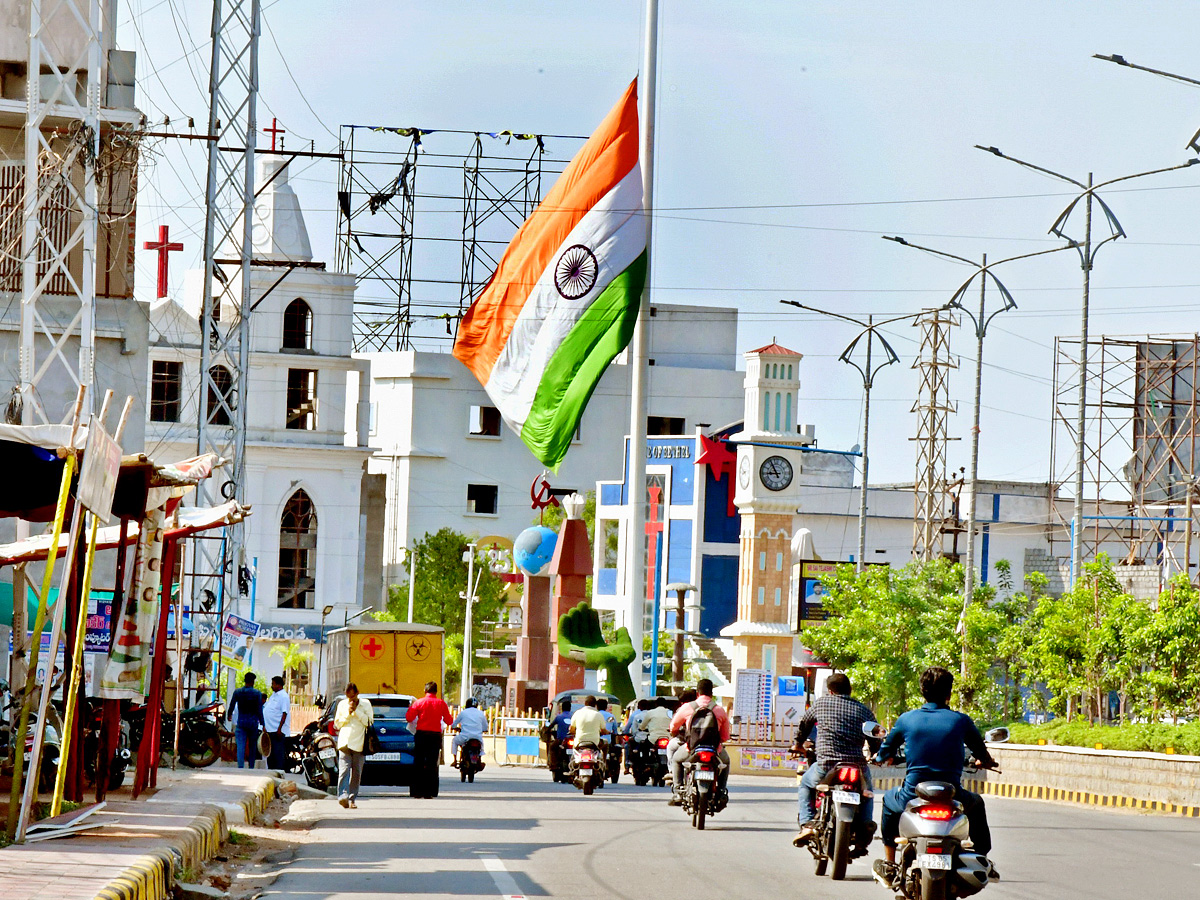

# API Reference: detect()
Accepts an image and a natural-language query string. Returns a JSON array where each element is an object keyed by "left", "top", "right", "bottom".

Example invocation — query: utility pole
[
  {"left": 459, "top": 543, "right": 478, "bottom": 707},
  {"left": 407, "top": 549, "right": 418, "bottom": 623},
  {"left": 883, "top": 237, "right": 1071, "bottom": 686},
  {"left": 973, "top": 144, "right": 1197, "bottom": 583},
  {"left": 912, "top": 308, "right": 959, "bottom": 561},
  {"left": 780, "top": 302, "right": 916, "bottom": 570}
]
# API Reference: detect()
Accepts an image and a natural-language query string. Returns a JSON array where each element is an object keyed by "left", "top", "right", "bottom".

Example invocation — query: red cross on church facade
[
  {"left": 263, "top": 117, "right": 285, "bottom": 151},
  {"left": 142, "top": 225, "right": 183, "bottom": 299}
]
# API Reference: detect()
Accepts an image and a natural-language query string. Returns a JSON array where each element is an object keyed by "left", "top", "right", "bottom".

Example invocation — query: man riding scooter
[
  {"left": 450, "top": 697, "right": 488, "bottom": 768},
  {"left": 790, "top": 672, "right": 880, "bottom": 851},
  {"left": 544, "top": 700, "right": 573, "bottom": 777},
  {"left": 872, "top": 666, "right": 1000, "bottom": 891},
  {"left": 666, "top": 679, "right": 730, "bottom": 806}
]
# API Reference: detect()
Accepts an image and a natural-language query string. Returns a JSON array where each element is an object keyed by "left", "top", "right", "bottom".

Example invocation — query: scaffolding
[
  {"left": 1050, "top": 334, "right": 1200, "bottom": 569},
  {"left": 911, "top": 308, "right": 959, "bottom": 560},
  {"left": 336, "top": 127, "right": 580, "bottom": 352}
]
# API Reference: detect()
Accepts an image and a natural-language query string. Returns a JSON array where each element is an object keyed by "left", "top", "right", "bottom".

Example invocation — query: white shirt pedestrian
[{"left": 264, "top": 685, "right": 291, "bottom": 736}]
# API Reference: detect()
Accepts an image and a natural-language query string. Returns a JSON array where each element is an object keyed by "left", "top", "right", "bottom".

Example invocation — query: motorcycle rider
[
  {"left": 666, "top": 679, "right": 730, "bottom": 806},
  {"left": 568, "top": 695, "right": 609, "bottom": 750},
  {"left": 789, "top": 672, "right": 879, "bottom": 849},
  {"left": 596, "top": 698, "right": 618, "bottom": 739},
  {"left": 450, "top": 697, "right": 489, "bottom": 767},
  {"left": 546, "top": 700, "right": 573, "bottom": 775},
  {"left": 872, "top": 666, "right": 999, "bottom": 890}
]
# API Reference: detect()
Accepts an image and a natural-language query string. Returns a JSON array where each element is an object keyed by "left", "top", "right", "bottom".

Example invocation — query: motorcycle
[
  {"left": 124, "top": 701, "right": 222, "bottom": 768},
  {"left": 82, "top": 701, "right": 131, "bottom": 792},
  {"left": 22, "top": 714, "right": 60, "bottom": 793},
  {"left": 604, "top": 736, "right": 622, "bottom": 784},
  {"left": 626, "top": 733, "right": 656, "bottom": 786},
  {"left": 566, "top": 738, "right": 605, "bottom": 796},
  {"left": 458, "top": 737, "right": 485, "bottom": 783},
  {"left": 296, "top": 721, "right": 338, "bottom": 791},
  {"left": 542, "top": 725, "right": 570, "bottom": 783},
  {"left": 808, "top": 763, "right": 873, "bottom": 880},
  {"left": 679, "top": 744, "right": 728, "bottom": 829},
  {"left": 885, "top": 727, "right": 1008, "bottom": 900}
]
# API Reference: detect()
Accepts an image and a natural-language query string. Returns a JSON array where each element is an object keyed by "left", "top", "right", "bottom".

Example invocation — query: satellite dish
[{"left": 850, "top": 444, "right": 862, "bottom": 454}]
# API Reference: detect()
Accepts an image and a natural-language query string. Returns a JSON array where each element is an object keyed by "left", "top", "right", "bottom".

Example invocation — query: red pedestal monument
[
  {"left": 548, "top": 498, "right": 593, "bottom": 698},
  {"left": 506, "top": 573, "right": 551, "bottom": 713}
]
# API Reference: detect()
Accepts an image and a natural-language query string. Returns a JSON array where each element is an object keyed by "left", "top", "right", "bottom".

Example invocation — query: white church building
[{"left": 145, "top": 158, "right": 383, "bottom": 687}]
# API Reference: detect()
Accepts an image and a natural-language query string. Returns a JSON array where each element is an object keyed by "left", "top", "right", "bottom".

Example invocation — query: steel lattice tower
[
  {"left": 911, "top": 308, "right": 958, "bottom": 560},
  {"left": 17, "top": 0, "right": 103, "bottom": 423},
  {"left": 194, "top": 0, "right": 261, "bottom": 621}
]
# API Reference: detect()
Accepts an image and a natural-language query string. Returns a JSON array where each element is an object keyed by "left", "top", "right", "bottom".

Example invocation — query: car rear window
[{"left": 372, "top": 701, "right": 411, "bottom": 719}]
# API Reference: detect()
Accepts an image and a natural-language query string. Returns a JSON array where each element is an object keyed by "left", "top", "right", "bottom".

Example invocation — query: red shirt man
[{"left": 407, "top": 687, "right": 453, "bottom": 732}]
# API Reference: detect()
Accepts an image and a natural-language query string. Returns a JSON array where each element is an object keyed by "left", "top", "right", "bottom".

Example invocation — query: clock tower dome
[{"left": 722, "top": 343, "right": 807, "bottom": 680}]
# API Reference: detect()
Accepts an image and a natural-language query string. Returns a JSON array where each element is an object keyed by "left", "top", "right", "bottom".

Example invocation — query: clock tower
[{"left": 722, "top": 343, "right": 808, "bottom": 680}]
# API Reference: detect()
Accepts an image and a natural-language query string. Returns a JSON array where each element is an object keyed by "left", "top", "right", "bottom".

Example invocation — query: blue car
[{"left": 322, "top": 693, "right": 417, "bottom": 787}]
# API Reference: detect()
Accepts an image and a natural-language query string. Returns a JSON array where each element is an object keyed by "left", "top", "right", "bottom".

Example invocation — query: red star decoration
[{"left": 697, "top": 434, "right": 738, "bottom": 517}]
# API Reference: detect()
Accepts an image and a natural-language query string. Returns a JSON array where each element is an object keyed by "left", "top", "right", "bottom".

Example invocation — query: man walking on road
[
  {"left": 263, "top": 675, "right": 291, "bottom": 771},
  {"left": 334, "top": 683, "right": 374, "bottom": 808},
  {"left": 227, "top": 673, "right": 266, "bottom": 769},
  {"left": 407, "top": 681, "right": 452, "bottom": 798}
]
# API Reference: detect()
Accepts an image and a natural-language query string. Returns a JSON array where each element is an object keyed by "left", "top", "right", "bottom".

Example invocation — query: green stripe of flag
[{"left": 520, "top": 251, "right": 648, "bottom": 470}]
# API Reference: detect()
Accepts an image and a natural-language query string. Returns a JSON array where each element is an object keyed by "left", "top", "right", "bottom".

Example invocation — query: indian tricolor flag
[{"left": 453, "top": 79, "right": 646, "bottom": 470}]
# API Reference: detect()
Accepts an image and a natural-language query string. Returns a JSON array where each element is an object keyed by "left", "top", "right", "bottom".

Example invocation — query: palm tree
[{"left": 270, "top": 642, "right": 314, "bottom": 699}]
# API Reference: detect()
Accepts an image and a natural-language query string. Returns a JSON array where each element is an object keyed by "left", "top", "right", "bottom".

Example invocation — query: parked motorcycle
[
  {"left": 302, "top": 724, "right": 339, "bottom": 792},
  {"left": 679, "top": 744, "right": 728, "bottom": 829},
  {"left": 22, "top": 714, "right": 60, "bottom": 793},
  {"left": 458, "top": 737, "right": 485, "bottom": 783},
  {"left": 884, "top": 727, "right": 1008, "bottom": 900},
  {"left": 82, "top": 701, "right": 131, "bottom": 791},
  {"left": 124, "top": 701, "right": 222, "bottom": 768},
  {"left": 566, "top": 738, "right": 605, "bottom": 796}
]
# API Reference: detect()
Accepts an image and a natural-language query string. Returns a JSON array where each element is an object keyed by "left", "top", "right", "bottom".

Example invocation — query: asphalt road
[{"left": 268, "top": 766, "right": 1200, "bottom": 900}]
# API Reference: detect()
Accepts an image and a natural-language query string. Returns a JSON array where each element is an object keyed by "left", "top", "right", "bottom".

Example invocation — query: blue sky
[{"left": 126, "top": 1, "right": 1200, "bottom": 487}]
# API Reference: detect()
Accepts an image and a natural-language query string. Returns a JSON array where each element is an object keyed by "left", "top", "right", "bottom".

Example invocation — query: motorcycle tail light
[
  {"left": 917, "top": 806, "right": 954, "bottom": 821},
  {"left": 578, "top": 750, "right": 594, "bottom": 761},
  {"left": 656, "top": 738, "right": 669, "bottom": 749},
  {"left": 837, "top": 766, "right": 859, "bottom": 783},
  {"left": 697, "top": 750, "right": 714, "bottom": 763},
  {"left": 565, "top": 738, "right": 574, "bottom": 748}
]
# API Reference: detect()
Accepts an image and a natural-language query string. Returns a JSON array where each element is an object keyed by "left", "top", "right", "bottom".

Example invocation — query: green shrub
[{"left": 1005, "top": 719, "right": 1200, "bottom": 755}]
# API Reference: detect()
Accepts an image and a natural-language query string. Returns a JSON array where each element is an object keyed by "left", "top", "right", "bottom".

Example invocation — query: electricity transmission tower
[
  {"left": 194, "top": 0, "right": 261, "bottom": 622},
  {"left": 911, "top": 308, "right": 959, "bottom": 561}
]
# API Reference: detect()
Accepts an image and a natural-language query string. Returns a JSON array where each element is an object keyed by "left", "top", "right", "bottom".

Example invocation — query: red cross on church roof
[{"left": 748, "top": 341, "right": 801, "bottom": 356}]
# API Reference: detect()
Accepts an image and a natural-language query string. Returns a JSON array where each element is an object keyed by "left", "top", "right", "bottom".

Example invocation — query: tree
[
  {"left": 376, "top": 528, "right": 505, "bottom": 698},
  {"left": 269, "top": 642, "right": 313, "bottom": 698}
]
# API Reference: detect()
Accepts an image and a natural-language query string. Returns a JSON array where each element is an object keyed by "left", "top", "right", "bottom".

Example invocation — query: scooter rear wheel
[{"left": 583, "top": 781, "right": 594, "bottom": 796}]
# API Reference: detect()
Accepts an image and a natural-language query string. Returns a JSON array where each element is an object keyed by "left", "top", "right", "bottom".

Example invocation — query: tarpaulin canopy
[{"left": 0, "top": 500, "right": 249, "bottom": 566}]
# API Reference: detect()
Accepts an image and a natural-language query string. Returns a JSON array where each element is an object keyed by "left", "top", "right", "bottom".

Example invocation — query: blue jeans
[
  {"left": 798, "top": 762, "right": 875, "bottom": 825},
  {"left": 236, "top": 723, "right": 260, "bottom": 768}
]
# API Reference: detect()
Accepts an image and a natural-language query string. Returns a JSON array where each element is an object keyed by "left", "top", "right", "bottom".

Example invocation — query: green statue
[{"left": 556, "top": 602, "right": 638, "bottom": 706}]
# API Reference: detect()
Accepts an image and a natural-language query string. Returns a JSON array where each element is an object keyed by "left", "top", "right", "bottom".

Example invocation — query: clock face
[
  {"left": 738, "top": 455, "right": 752, "bottom": 489},
  {"left": 759, "top": 455, "right": 793, "bottom": 491}
]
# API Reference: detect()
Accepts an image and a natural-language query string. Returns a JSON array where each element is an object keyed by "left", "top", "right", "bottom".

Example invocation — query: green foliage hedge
[{"left": 1004, "top": 720, "right": 1200, "bottom": 756}]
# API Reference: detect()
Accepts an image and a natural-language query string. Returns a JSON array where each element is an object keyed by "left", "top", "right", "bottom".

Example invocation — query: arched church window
[
  {"left": 278, "top": 489, "right": 318, "bottom": 609},
  {"left": 787, "top": 364, "right": 792, "bottom": 380},
  {"left": 283, "top": 298, "right": 313, "bottom": 350},
  {"left": 206, "top": 365, "right": 233, "bottom": 426}
]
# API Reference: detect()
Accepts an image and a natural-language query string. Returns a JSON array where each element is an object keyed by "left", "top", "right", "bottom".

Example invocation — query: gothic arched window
[
  {"left": 278, "top": 490, "right": 317, "bottom": 609},
  {"left": 282, "top": 298, "right": 312, "bottom": 350},
  {"left": 206, "top": 365, "right": 233, "bottom": 426}
]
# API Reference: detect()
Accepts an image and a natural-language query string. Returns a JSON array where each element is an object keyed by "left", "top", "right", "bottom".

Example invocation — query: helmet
[
  {"left": 954, "top": 853, "right": 991, "bottom": 896},
  {"left": 465, "top": 698, "right": 477, "bottom": 708}
]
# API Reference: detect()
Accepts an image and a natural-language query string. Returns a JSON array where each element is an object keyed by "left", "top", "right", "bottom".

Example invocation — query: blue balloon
[{"left": 514, "top": 525, "right": 558, "bottom": 577}]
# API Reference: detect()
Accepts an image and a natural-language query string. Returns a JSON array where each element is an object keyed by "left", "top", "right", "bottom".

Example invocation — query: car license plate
[
  {"left": 371, "top": 752, "right": 402, "bottom": 761},
  {"left": 917, "top": 853, "right": 952, "bottom": 870},
  {"left": 318, "top": 748, "right": 337, "bottom": 760},
  {"left": 832, "top": 790, "right": 860, "bottom": 805},
  {"left": 696, "top": 770, "right": 714, "bottom": 780}
]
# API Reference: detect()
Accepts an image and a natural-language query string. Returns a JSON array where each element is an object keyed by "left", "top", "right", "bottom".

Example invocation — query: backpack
[{"left": 686, "top": 703, "right": 723, "bottom": 749}]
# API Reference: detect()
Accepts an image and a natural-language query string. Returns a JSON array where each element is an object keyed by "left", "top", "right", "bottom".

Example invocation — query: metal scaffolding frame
[
  {"left": 1050, "top": 334, "right": 1199, "bottom": 569},
  {"left": 193, "top": 0, "right": 261, "bottom": 647},
  {"left": 911, "top": 308, "right": 960, "bottom": 560},
  {"left": 335, "top": 127, "right": 578, "bottom": 352},
  {"left": 17, "top": 0, "right": 103, "bottom": 425}
]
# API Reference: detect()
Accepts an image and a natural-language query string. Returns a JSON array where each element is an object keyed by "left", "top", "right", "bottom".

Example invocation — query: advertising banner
[{"left": 221, "top": 614, "right": 260, "bottom": 674}]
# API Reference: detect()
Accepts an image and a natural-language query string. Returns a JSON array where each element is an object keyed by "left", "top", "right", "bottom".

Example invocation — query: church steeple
[
  {"left": 251, "top": 157, "right": 313, "bottom": 261},
  {"left": 743, "top": 342, "right": 802, "bottom": 439}
]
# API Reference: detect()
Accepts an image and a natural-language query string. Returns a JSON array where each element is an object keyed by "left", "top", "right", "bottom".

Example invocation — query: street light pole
[
  {"left": 973, "top": 145, "right": 1198, "bottom": 583},
  {"left": 460, "top": 542, "right": 478, "bottom": 707},
  {"left": 883, "top": 237, "right": 1072, "bottom": 669},
  {"left": 317, "top": 603, "right": 333, "bottom": 700},
  {"left": 780, "top": 301, "right": 915, "bottom": 571},
  {"left": 407, "top": 548, "right": 418, "bottom": 623}
]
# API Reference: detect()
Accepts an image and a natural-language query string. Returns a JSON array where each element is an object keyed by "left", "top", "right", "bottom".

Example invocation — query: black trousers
[
  {"left": 881, "top": 785, "right": 992, "bottom": 857},
  {"left": 267, "top": 731, "right": 288, "bottom": 771},
  {"left": 413, "top": 730, "right": 442, "bottom": 797}
]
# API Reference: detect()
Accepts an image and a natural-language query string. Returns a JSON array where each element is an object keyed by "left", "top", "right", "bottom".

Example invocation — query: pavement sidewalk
[{"left": 0, "top": 766, "right": 278, "bottom": 900}]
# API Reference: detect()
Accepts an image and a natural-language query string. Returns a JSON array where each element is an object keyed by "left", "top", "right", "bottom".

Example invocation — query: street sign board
[{"left": 77, "top": 422, "right": 121, "bottom": 523}]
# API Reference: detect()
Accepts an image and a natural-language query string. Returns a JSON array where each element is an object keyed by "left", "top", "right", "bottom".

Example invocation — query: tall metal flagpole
[{"left": 626, "top": 0, "right": 659, "bottom": 698}]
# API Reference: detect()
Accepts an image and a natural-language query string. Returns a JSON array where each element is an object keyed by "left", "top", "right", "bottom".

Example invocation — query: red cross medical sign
[{"left": 358, "top": 634, "right": 385, "bottom": 661}]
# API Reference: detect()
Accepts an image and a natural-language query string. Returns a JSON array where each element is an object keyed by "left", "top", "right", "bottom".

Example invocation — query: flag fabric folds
[{"left": 453, "top": 79, "right": 646, "bottom": 470}]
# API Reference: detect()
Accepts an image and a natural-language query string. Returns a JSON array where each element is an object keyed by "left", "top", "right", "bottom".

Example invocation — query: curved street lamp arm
[
  {"left": 974, "top": 145, "right": 1086, "bottom": 189},
  {"left": 779, "top": 299, "right": 866, "bottom": 329},
  {"left": 839, "top": 329, "right": 900, "bottom": 389},
  {"left": 882, "top": 235, "right": 976, "bottom": 267},
  {"left": 991, "top": 242, "right": 1076, "bottom": 268},
  {"left": 1097, "top": 159, "right": 1199, "bottom": 189},
  {"left": 1093, "top": 53, "right": 1200, "bottom": 88}
]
